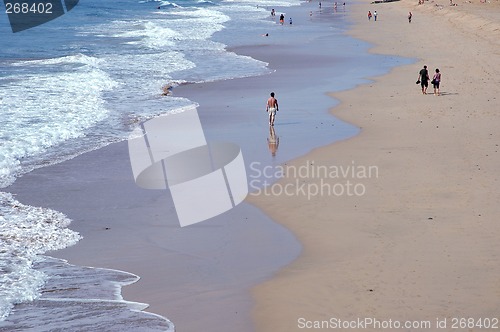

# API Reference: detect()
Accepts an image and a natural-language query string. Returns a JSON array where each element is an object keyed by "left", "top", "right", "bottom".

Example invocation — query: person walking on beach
[
  {"left": 432, "top": 68, "right": 441, "bottom": 96},
  {"left": 368, "top": 10, "right": 372, "bottom": 20},
  {"left": 418, "top": 65, "right": 430, "bottom": 94},
  {"left": 373, "top": 10, "right": 378, "bottom": 21},
  {"left": 266, "top": 92, "right": 279, "bottom": 126},
  {"left": 279, "top": 13, "right": 285, "bottom": 25},
  {"left": 408, "top": 11, "right": 412, "bottom": 23}
]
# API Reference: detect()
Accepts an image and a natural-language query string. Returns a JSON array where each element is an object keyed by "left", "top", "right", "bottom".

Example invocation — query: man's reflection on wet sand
[{"left": 267, "top": 125, "right": 279, "bottom": 157}]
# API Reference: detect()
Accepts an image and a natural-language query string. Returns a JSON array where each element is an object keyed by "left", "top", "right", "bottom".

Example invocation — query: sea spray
[{"left": 0, "top": 192, "right": 81, "bottom": 320}]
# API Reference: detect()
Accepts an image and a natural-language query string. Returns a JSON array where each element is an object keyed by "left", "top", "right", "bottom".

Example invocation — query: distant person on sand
[
  {"left": 432, "top": 68, "right": 441, "bottom": 96},
  {"left": 408, "top": 11, "right": 412, "bottom": 23},
  {"left": 418, "top": 65, "right": 430, "bottom": 94},
  {"left": 267, "top": 126, "right": 280, "bottom": 157},
  {"left": 368, "top": 11, "right": 372, "bottom": 20},
  {"left": 271, "top": 8, "right": 275, "bottom": 16},
  {"left": 279, "top": 13, "right": 285, "bottom": 24},
  {"left": 374, "top": 10, "right": 377, "bottom": 21},
  {"left": 266, "top": 92, "right": 279, "bottom": 126}
]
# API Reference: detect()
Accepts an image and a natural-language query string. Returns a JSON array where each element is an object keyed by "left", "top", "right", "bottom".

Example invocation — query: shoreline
[
  {"left": 250, "top": 0, "right": 500, "bottom": 330},
  {"left": 0, "top": 255, "right": 175, "bottom": 331},
  {"left": 4, "top": 0, "right": 497, "bottom": 330},
  {"left": 2, "top": 1, "right": 401, "bottom": 331}
]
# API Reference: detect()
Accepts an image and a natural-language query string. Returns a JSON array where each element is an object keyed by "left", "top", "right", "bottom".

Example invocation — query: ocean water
[
  {"left": 0, "top": 0, "right": 412, "bottom": 329},
  {"left": 0, "top": 0, "right": 297, "bottom": 329}
]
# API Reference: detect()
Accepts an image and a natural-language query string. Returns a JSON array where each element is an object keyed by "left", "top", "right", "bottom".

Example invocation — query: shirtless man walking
[{"left": 266, "top": 92, "right": 279, "bottom": 126}]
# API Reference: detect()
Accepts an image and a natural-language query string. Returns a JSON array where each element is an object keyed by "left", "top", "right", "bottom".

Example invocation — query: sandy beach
[
  {"left": 4, "top": 0, "right": 499, "bottom": 330},
  {"left": 249, "top": 0, "right": 500, "bottom": 330}
]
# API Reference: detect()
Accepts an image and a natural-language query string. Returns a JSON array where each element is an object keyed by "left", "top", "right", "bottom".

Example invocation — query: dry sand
[{"left": 249, "top": 0, "right": 500, "bottom": 330}]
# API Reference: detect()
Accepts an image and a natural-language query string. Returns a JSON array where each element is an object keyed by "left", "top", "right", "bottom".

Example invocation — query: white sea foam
[
  {"left": 165, "top": 7, "right": 230, "bottom": 41},
  {"left": 196, "top": 0, "right": 216, "bottom": 5},
  {"left": 0, "top": 257, "right": 174, "bottom": 331},
  {"left": 82, "top": 6, "right": 268, "bottom": 89},
  {"left": 110, "top": 20, "right": 178, "bottom": 48},
  {"left": 0, "top": 193, "right": 81, "bottom": 321},
  {"left": 10, "top": 53, "right": 104, "bottom": 67},
  {"left": 0, "top": 54, "right": 118, "bottom": 188},
  {"left": 108, "top": 8, "right": 229, "bottom": 49},
  {"left": 223, "top": 0, "right": 301, "bottom": 7},
  {"left": 161, "top": 1, "right": 183, "bottom": 8},
  {"left": 140, "top": 0, "right": 182, "bottom": 7}
]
